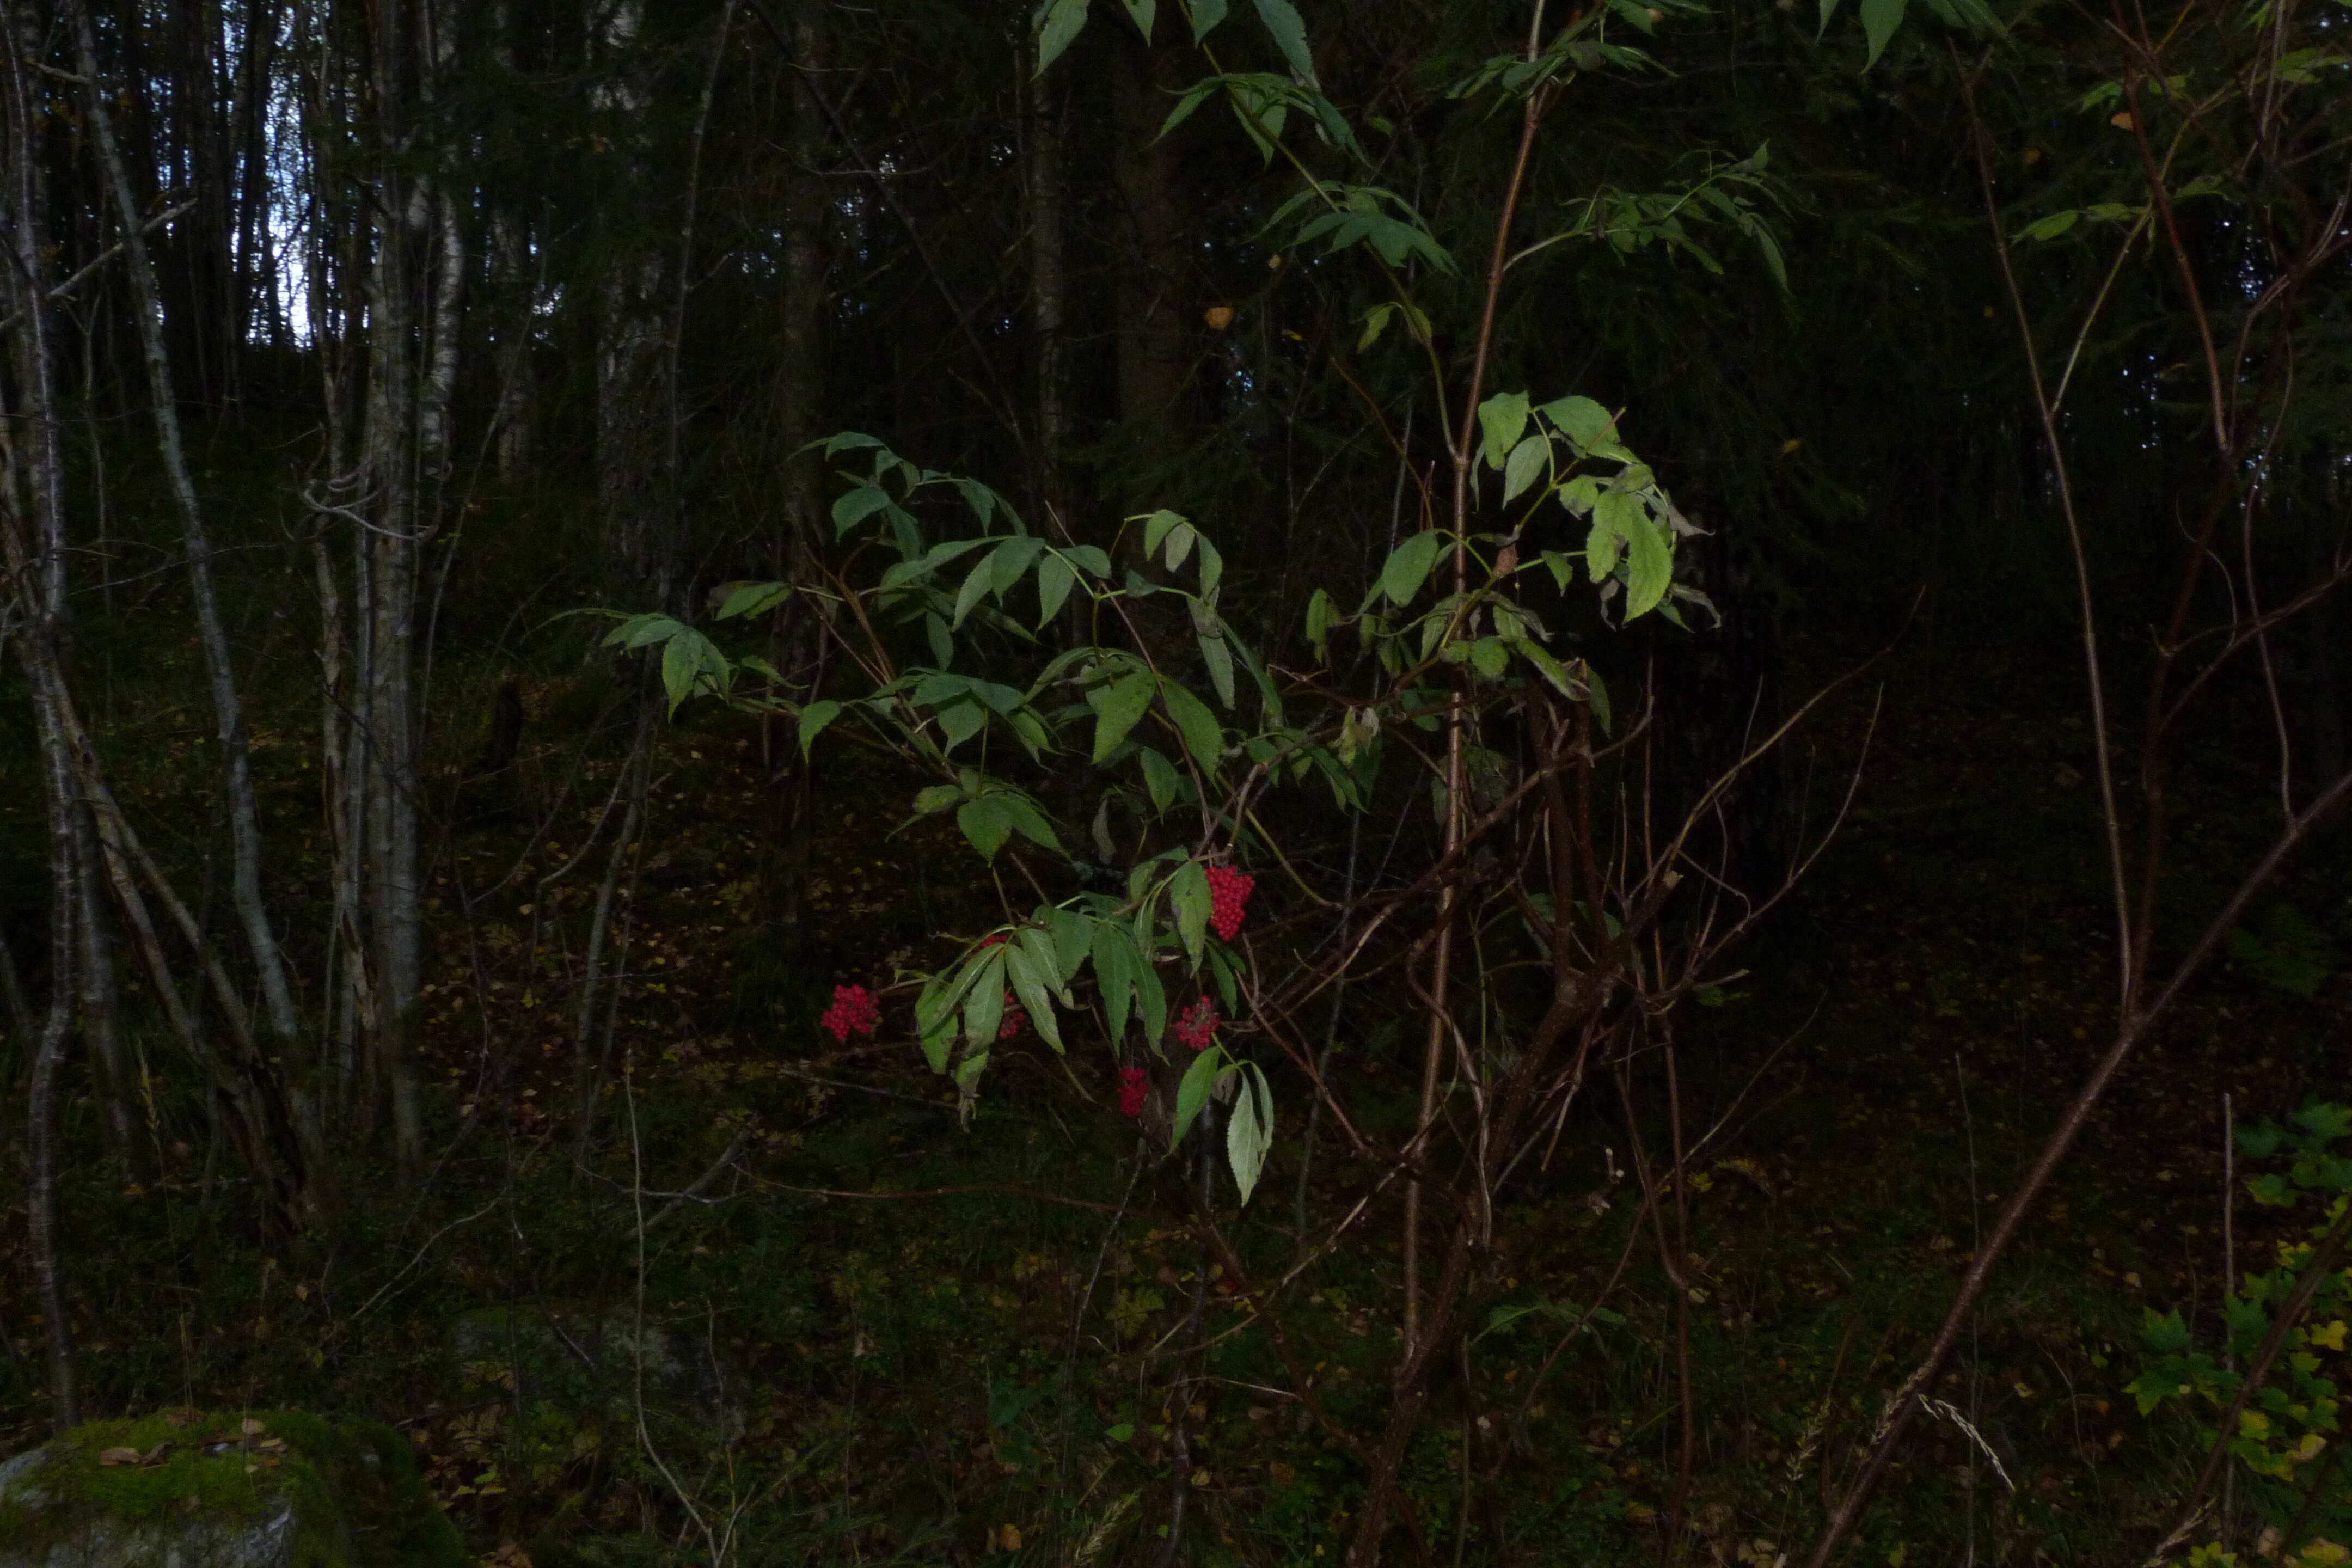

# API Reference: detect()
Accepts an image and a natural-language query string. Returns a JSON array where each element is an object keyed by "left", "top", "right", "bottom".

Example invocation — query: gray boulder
[{"left": 0, "top": 1411, "right": 462, "bottom": 1568}]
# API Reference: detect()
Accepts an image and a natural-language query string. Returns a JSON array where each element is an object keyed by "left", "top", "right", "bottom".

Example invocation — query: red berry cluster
[
  {"left": 998, "top": 991, "right": 1026, "bottom": 1040},
  {"left": 820, "top": 983, "right": 880, "bottom": 1043},
  {"left": 1206, "top": 865, "right": 1255, "bottom": 942},
  {"left": 1118, "top": 1065, "right": 1148, "bottom": 1118},
  {"left": 1173, "top": 998, "right": 1220, "bottom": 1052}
]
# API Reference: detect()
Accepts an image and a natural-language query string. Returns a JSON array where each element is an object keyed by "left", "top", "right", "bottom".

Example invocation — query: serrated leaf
[
  {"left": 1477, "top": 391, "right": 1530, "bottom": 470},
  {"left": 1502, "top": 433, "right": 1548, "bottom": 505},
  {"left": 1190, "top": 0, "right": 1227, "bottom": 39},
  {"left": 958, "top": 796, "right": 1014, "bottom": 860},
  {"left": 1381, "top": 530, "right": 1443, "bottom": 607},
  {"left": 831, "top": 485, "right": 892, "bottom": 537},
  {"left": 1159, "top": 679, "right": 1225, "bottom": 775},
  {"left": 1092, "top": 669, "right": 1156, "bottom": 763},
  {"left": 1093, "top": 921, "right": 1137, "bottom": 1042},
  {"left": 952, "top": 556, "right": 997, "bottom": 629},
  {"left": 1252, "top": 0, "right": 1316, "bottom": 81},
  {"left": 716, "top": 580, "right": 792, "bottom": 620},
  {"left": 913, "top": 783, "right": 963, "bottom": 815},
  {"left": 1305, "top": 587, "right": 1337, "bottom": 658},
  {"left": 1138, "top": 746, "right": 1182, "bottom": 813},
  {"left": 1616, "top": 503, "right": 1674, "bottom": 619},
  {"left": 1859, "top": 0, "right": 1907, "bottom": 67},
  {"left": 938, "top": 697, "right": 988, "bottom": 750},
  {"left": 615, "top": 614, "right": 684, "bottom": 650},
  {"left": 1038, "top": 553, "right": 1077, "bottom": 627},
  {"left": 1135, "top": 936, "right": 1168, "bottom": 1043},
  {"left": 1006, "top": 942, "right": 1064, "bottom": 1051},
  {"left": 1587, "top": 516, "right": 1623, "bottom": 583},
  {"left": 990, "top": 535, "right": 1046, "bottom": 593},
  {"left": 1538, "top": 395, "right": 1616, "bottom": 450},
  {"left": 1163, "top": 520, "right": 1198, "bottom": 572},
  {"left": 1142, "top": 509, "right": 1186, "bottom": 557},
  {"left": 1036, "top": 0, "right": 1091, "bottom": 74},
  {"left": 1226, "top": 1063, "right": 1272, "bottom": 1203},
  {"left": 1199, "top": 632, "right": 1236, "bottom": 708},
  {"left": 661, "top": 629, "right": 725, "bottom": 715},
  {"left": 798, "top": 699, "right": 842, "bottom": 756},
  {"left": 1000, "top": 792, "right": 1065, "bottom": 854},
  {"left": 1173, "top": 859, "right": 1211, "bottom": 966},
  {"left": 1049, "top": 908, "right": 1092, "bottom": 983},
  {"left": 963, "top": 949, "right": 1008, "bottom": 1048},
  {"left": 917, "top": 975, "right": 957, "bottom": 1072},
  {"left": 1196, "top": 537, "right": 1223, "bottom": 598},
  {"left": 1172, "top": 1046, "right": 1223, "bottom": 1148}
]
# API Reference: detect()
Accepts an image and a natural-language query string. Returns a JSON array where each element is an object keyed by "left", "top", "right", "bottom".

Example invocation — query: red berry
[
  {"left": 820, "top": 983, "right": 880, "bottom": 1043},
  {"left": 999, "top": 990, "right": 1026, "bottom": 1040},
  {"left": 1173, "top": 998, "right": 1220, "bottom": 1052},
  {"left": 1206, "top": 865, "right": 1255, "bottom": 941},
  {"left": 1118, "top": 1066, "right": 1148, "bottom": 1118}
]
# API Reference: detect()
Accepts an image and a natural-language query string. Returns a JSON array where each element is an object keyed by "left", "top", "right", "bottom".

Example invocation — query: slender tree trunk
[
  {"left": 70, "top": 807, "right": 140, "bottom": 1166},
  {"left": 347, "top": 0, "right": 460, "bottom": 1179},
  {"left": 1110, "top": 34, "right": 1194, "bottom": 462},
  {"left": 1026, "top": 44, "right": 1069, "bottom": 523},
  {"left": 763, "top": 0, "right": 829, "bottom": 940},
  {"left": 5, "top": 11, "right": 84, "bottom": 1428},
  {"left": 72, "top": 7, "right": 321, "bottom": 1202},
  {"left": 592, "top": 0, "right": 667, "bottom": 580}
]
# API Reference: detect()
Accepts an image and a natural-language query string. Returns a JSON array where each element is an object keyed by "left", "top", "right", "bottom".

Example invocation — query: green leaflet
[
  {"left": 1859, "top": 0, "right": 1907, "bottom": 66},
  {"left": 831, "top": 484, "right": 891, "bottom": 536},
  {"left": 1502, "top": 433, "right": 1548, "bottom": 504},
  {"left": 1138, "top": 746, "right": 1183, "bottom": 813},
  {"left": 1252, "top": 0, "right": 1316, "bottom": 82},
  {"left": 1037, "top": 552, "right": 1076, "bottom": 627},
  {"left": 1225, "top": 1062, "right": 1273, "bottom": 1204},
  {"left": 1171, "top": 1045, "right": 1224, "bottom": 1148},
  {"left": 1158, "top": 679, "right": 1225, "bottom": 775},
  {"left": 1478, "top": 391, "right": 1530, "bottom": 470},
  {"left": 1006, "top": 937, "right": 1064, "bottom": 1051},
  {"left": 1199, "top": 630, "right": 1236, "bottom": 709},
  {"left": 1172, "top": 859, "right": 1212, "bottom": 966},
  {"left": 1092, "top": 668, "right": 1155, "bottom": 763},
  {"left": 1093, "top": 920, "right": 1137, "bottom": 1043},
  {"left": 990, "top": 535, "right": 1046, "bottom": 594},
  {"left": 1539, "top": 395, "right": 1616, "bottom": 451},
  {"left": 1035, "top": 0, "right": 1089, "bottom": 74},
  {"left": 952, "top": 555, "right": 997, "bottom": 628},
  {"left": 961, "top": 947, "right": 1008, "bottom": 1050},
  {"left": 1381, "top": 530, "right": 1442, "bottom": 607},
  {"left": 1142, "top": 509, "right": 1187, "bottom": 556},
  {"left": 797, "top": 699, "right": 842, "bottom": 757},
  {"left": 958, "top": 796, "right": 1013, "bottom": 860},
  {"left": 1048, "top": 908, "right": 1092, "bottom": 983}
]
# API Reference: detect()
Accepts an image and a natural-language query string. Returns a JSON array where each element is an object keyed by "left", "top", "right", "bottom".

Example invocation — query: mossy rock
[{"left": 0, "top": 1410, "right": 464, "bottom": 1568}]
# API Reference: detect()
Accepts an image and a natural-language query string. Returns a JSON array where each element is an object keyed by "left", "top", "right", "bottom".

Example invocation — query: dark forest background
[{"left": 2, "top": 0, "right": 2350, "bottom": 1563}]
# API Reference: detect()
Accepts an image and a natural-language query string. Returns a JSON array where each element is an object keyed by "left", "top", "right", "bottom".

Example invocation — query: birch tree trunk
[
  {"left": 3, "top": 11, "right": 83, "bottom": 1421},
  {"left": 592, "top": 0, "right": 667, "bottom": 581},
  {"left": 344, "top": 0, "right": 461, "bottom": 1178},
  {"left": 71, "top": 9, "right": 322, "bottom": 1205}
]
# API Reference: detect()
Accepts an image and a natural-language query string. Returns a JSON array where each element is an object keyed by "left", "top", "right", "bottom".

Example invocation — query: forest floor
[{"left": 1, "top": 622, "right": 2344, "bottom": 1567}]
